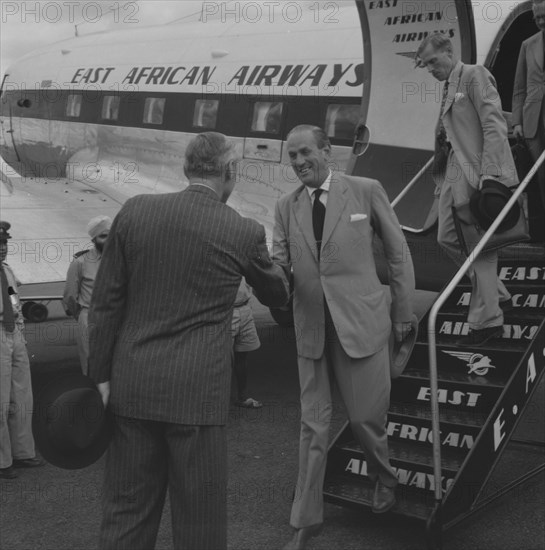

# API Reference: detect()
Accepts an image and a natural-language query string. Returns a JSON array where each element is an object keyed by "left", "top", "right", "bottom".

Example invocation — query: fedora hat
[
  {"left": 389, "top": 314, "right": 419, "bottom": 379},
  {"left": 33, "top": 374, "right": 112, "bottom": 469},
  {"left": 469, "top": 179, "right": 520, "bottom": 233}
]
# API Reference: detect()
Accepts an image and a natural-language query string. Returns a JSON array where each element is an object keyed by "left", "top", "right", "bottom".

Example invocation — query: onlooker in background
[
  {"left": 416, "top": 33, "right": 516, "bottom": 347},
  {"left": 62, "top": 215, "right": 111, "bottom": 374},
  {"left": 0, "top": 221, "right": 44, "bottom": 479},
  {"left": 88, "top": 132, "right": 289, "bottom": 550},
  {"left": 513, "top": 0, "right": 545, "bottom": 240},
  {"left": 232, "top": 277, "right": 262, "bottom": 409}
]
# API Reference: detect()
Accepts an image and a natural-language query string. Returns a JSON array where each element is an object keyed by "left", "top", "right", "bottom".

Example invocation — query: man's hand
[
  {"left": 97, "top": 381, "right": 110, "bottom": 408},
  {"left": 513, "top": 124, "right": 524, "bottom": 140},
  {"left": 393, "top": 321, "right": 413, "bottom": 343}
]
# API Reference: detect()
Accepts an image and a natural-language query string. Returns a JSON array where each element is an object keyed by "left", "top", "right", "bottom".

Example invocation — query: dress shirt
[{"left": 305, "top": 171, "right": 332, "bottom": 206}]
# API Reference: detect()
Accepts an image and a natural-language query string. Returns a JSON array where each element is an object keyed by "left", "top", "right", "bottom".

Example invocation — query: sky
[{"left": 0, "top": 1, "right": 206, "bottom": 78}]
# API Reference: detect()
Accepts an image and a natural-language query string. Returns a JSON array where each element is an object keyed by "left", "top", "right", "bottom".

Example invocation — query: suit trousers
[
  {"left": 437, "top": 173, "right": 510, "bottom": 330},
  {"left": 525, "top": 99, "right": 545, "bottom": 239},
  {"left": 0, "top": 325, "right": 35, "bottom": 468},
  {"left": 99, "top": 415, "right": 227, "bottom": 550},
  {"left": 290, "top": 308, "right": 396, "bottom": 529}
]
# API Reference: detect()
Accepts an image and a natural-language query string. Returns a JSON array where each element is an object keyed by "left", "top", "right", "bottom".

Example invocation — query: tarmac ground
[{"left": 1, "top": 286, "right": 544, "bottom": 550}]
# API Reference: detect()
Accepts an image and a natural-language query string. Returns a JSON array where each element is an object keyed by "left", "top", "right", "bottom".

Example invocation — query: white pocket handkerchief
[
  {"left": 350, "top": 213, "right": 368, "bottom": 222},
  {"left": 454, "top": 92, "right": 465, "bottom": 102}
]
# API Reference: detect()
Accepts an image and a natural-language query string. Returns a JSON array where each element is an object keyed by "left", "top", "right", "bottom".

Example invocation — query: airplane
[{"left": 0, "top": 0, "right": 542, "bottom": 323}]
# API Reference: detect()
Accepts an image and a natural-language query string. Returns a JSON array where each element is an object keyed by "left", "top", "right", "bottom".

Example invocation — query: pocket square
[
  {"left": 454, "top": 92, "right": 465, "bottom": 102},
  {"left": 350, "top": 213, "right": 368, "bottom": 222}
]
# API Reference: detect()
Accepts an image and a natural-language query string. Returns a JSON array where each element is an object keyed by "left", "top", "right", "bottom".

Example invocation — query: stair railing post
[
  {"left": 391, "top": 157, "right": 434, "bottom": 208},
  {"left": 427, "top": 150, "right": 545, "bottom": 509}
]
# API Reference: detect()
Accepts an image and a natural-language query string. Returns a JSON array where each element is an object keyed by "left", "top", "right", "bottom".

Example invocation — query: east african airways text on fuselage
[{"left": 69, "top": 63, "right": 364, "bottom": 89}]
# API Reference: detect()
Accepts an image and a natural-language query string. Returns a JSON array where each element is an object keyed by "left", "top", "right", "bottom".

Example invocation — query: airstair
[
  {"left": 323, "top": 155, "right": 545, "bottom": 549},
  {"left": 323, "top": 247, "right": 544, "bottom": 548}
]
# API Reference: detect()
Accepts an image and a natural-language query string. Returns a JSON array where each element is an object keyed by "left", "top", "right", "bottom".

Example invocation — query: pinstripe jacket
[{"left": 88, "top": 185, "right": 289, "bottom": 425}]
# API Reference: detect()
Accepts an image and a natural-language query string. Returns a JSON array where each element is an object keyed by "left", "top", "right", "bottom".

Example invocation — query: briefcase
[{"left": 451, "top": 194, "right": 530, "bottom": 256}]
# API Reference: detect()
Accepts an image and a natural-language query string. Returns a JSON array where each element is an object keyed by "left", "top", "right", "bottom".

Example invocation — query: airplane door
[{"left": 349, "top": 0, "right": 475, "bottom": 228}]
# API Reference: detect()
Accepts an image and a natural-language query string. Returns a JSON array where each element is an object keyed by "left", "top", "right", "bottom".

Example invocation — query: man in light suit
[
  {"left": 88, "top": 132, "right": 289, "bottom": 550},
  {"left": 273, "top": 125, "right": 414, "bottom": 550},
  {"left": 513, "top": 0, "right": 545, "bottom": 240},
  {"left": 416, "top": 34, "right": 516, "bottom": 347}
]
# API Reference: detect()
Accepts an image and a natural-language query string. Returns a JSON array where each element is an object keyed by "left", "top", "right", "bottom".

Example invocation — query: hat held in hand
[
  {"left": 389, "top": 314, "right": 419, "bottom": 379},
  {"left": 469, "top": 179, "right": 521, "bottom": 233},
  {"left": 33, "top": 374, "right": 112, "bottom": 469}
]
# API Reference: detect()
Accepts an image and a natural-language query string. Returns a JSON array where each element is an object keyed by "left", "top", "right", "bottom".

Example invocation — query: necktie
[
  {"left": 432, "top": 81, "right": 451, "bottom": 181},
  {"left": 437, "top": 81, "right": 449, "bottom": 147},
  {"left": 312, "top": 188, "right": 326, "bottom": 258},
  {"left": 1, "top": 267, "right": 15, "bottom": 333}
]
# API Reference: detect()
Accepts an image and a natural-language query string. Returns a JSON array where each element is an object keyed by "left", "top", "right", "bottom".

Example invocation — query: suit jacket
[
  {"left": 88, "top": 186, "right": 289, "bottom": 425},
  {"left": 273, "top": 173, "right": 414, "bottom": 360},
  {"left": 440, "top": 61, "right": 518, "bottom": 200},
  {"left": 513, "top": 31, "right": 545, "bottom": 139}
]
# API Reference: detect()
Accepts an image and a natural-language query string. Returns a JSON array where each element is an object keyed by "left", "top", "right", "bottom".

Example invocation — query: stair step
[
  {"left": 404, "top": 342, "right": 522, "bottom": 386},
  {"left": 387, "top": 413, "right": 479, "bottom": 451},
  {"left": 444, "top": 286, "right": 545, "bottom": 312},
  {"left": 399, "top": 367, "right": 505, "bottom": 388},
  {"left": 497, "top": 260, "right": 545, "bottom": 282},
  {"left": 498, "top": 244, "right": 545, "bottom": 263},
  {"left": 323, "top": 475, "right": 433, "bottom": 520},
  {"left": 327, "top": 446, "right": 455, "bottom": 494},
  {"left": 419, "top": 318, "right": 542, "bottom": 348},
  {"left": 339, "top": 438, "right": 464, "bottom": 472},
  {"left": 391, "top": 377, "right": 501, "bottom": 413},
  {"left": 388, "top": 402, "right": 487, "bottom": 426},
  {"left": 436, "top": 310, "right": 545, "bottom": 323},
  {"left": 408, "top": 342, "right": 523, "bottom": 383}
]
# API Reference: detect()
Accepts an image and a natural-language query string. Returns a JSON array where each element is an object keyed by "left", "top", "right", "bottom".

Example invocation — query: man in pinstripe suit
[{"left": 88, "top": 132, "right": 289, "bottom": 550}]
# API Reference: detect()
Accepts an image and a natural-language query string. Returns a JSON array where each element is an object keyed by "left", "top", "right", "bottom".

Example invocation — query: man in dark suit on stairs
[
  {"left": 88, "top": 132, "right": 289, "bottom": 550},
  {"left": 513, "top": 0, "right": 545, "bottom": 240}
]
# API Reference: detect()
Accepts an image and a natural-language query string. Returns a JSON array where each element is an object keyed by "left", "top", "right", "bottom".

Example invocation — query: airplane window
[
  {"left": 251, "top": 101, "right": 283, "bottom": 133},
  {"left": 143, "top": 97, "right": 165, "bottom": 125},
  {"left": 65, "top": 94, "right": 82, "bottom": 118},
  {"left": 325, "top": 104, "right": 360, "bottom": 140},
  {"left": 193, "top": 99, "right": 218, "bottom": 128},
  {"left": 101, "top": 95, "right": 120, "bottom": 121}
]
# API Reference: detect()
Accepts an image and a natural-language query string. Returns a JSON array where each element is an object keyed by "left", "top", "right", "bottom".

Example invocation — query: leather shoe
[
  {"left": 282, "top": 524, "right": 322, "bottom": 550},
  {"left": 0, "top": 466, "right": 18, "bottom": 479},
  {"left": 372, "top": 480, "right": 396, "bottom": 513},
  {"left": 456, "top": 325, "right": 503, "bottom": 347},
  {"left": 12, "top": 457, "right": 45, "bottom": 468}
]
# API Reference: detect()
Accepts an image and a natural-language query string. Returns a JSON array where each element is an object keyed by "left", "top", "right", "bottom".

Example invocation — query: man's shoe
[
  {"left": 372, "top": 480, "right": 396, "bottom": 513},
  {"left": 12, "top": 457, "right": 45, "bottom": 468},
  {"left": 282, "top": 524, "right": 322, "bottom": 550},
  {"left": 0, "top": 466, "right": 18, "bottom": 479},
  {"left": 456, "top": 326, "right": 503, "bottom": 347}
]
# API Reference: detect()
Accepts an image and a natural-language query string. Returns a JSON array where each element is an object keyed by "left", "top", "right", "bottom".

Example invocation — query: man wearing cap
[
  {"left": 63, "top": 215, "right": 111, "bottom": 374},
  {"left": 416, "top": 34, "right": 516, "bottom": 347},
  {"left": 88, "top": 132, "right": 289, "bottom": 550},
  {"left": 0, "top": 221, "right": 44, "bottom": 479}
]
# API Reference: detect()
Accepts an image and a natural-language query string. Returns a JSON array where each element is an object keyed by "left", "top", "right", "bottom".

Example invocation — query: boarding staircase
[
  {"left": 323, "top": 247, "right": 545, "bottom": 546},
  {"left": 323, "top": 154, "right": 545, "bottom": 550}
]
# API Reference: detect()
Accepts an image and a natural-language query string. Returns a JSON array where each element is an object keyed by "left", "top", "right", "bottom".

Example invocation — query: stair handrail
[
  {"left": 390, "top": 156, "right": 434, "bottom": 209},
  {"left": 427, "top": 149, "right": 545, "bottom": 504}
]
